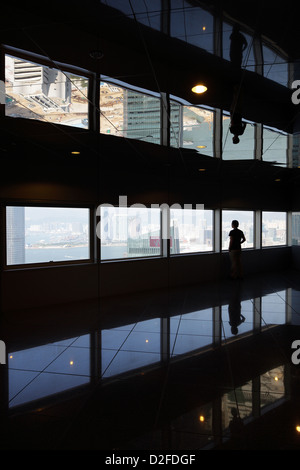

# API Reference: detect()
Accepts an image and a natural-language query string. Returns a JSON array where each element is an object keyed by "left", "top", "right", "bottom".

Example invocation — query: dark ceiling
[
  {"left": 1, "top": 0, "right": 300, "bottom": 133},
  {"left": 1, "top": 1, "right": 300, "bottom": 208}
]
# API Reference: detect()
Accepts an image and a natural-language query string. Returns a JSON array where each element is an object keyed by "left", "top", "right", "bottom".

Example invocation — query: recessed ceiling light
[
  {"left": 192, "top": 84, "right": 207, "bottom": 94},
  {"left": 71, "top": 151, "right": 80, "bottom": 155},
  {"left": 89, "top": 50, "right": 104, "bottom": 60},
  {"left": 198, "top": 168, "right": 206, "bottom": 172},
  {"left": 197, "top": 145, "right": 207, "bottom": 149}
]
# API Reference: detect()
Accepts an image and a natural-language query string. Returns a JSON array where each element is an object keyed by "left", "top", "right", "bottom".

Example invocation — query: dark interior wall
[
  {"left": 0, "top": 119, "right": 293, "bottom": 210},
  {"left": 0, "top": 119, "right": 297, "bottom": 311},
  {"left": 1, "top": 247, "right": 292, "bottom": 311},
  {"left": 292, "top": 246, "right": 300, "bottom": 270}
]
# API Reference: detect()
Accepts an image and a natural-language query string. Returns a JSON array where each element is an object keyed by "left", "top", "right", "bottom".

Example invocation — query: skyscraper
[{"left": 6, "top": 206, "right": 25, "bottom": 265}]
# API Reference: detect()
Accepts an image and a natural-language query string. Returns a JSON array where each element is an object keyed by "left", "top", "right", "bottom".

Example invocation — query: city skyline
[{"left": 6, "top": 206, "right": 292, "bottom": 265}]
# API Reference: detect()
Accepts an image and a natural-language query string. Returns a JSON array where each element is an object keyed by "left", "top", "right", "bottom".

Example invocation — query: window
[
  {"left": 221, "top": 299, "right": 254, "bottom": 339},
  {"left": 292, "top": 212, "right": 300, "bottom": 245},
  {"left": 170, "top": 208, "right": 213, "bottom": 254},
  {"left": 260, "top": 366, "right": 285, "bottom": 411},
  {"left": 222, "top": 211, "right": 254, "bottom": 250},
  {"left": 261, "top": 291, "right": 287, "bottom": 326},
  {"left": 262, "top": 127, "right": 288, "bottom": 167},
  {"left": 6, "top": 206, "right": 90, "bottom": 265},
  {"left": 102, "top": 0, "right": 162, "bottom": 30},
  {"left": 170, "top": 104, "right": 214, "bottom": 156},
  {"left": 223, "top": 23, "right": 256, "bottom": 72},
  {"left": 262, "top": 212, "right": 287, "bottom": 247},
  {"left": 170, "top": 308, "right": 213, "bottom": 356},
  {"left": 101, "top": 318, "right": 161, "bottom": 378},
  {"left": 222, "top": 113, "right": 255, "bottom": 160},
  {"left": 170, "top": 1, "right": 214, "bottom": 53},
  {"left": 99, "top": 80, "right": 161, "bottom": 144},
  {"left": 222, "top": 382, "right": 253, "bottom": 434},
  {"left": 262, "top": 46, "right": 288, "bottom": 87},
  {"left": 100, "top": 206, "right": 161, "bottom": 260},
  {"left": 5, "top": 54, "right": 89, "bottom": 128},
  {"left": 8, "top": 335, "right": 90, "bottom": 408}
]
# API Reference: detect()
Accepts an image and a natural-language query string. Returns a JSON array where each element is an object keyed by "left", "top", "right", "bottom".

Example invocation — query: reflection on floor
[{"left": 1, "top": 269, "right": 300, "bottom": 450}]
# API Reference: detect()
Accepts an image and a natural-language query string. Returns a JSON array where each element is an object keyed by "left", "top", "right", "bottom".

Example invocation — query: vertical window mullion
[
  {"left": 89, "top": 72, "right": 100, "bottom": 132},
  {"left": 255, "top": 124, "right": 262, "bottom": 160},
  {"left": 255, "top": 210, "right": 262, "bottom": 250},
  {"left": 287, "top": 211, "right": 292, "bottom": 246},
  {"left": 160, "top": 92, "right": 170, "bottom": 147},
  {"left": 214, "top": 208, "right": 221, "bottom": 253}
]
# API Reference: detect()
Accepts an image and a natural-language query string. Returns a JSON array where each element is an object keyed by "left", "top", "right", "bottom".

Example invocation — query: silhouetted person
[
  {"left": 229, "top": 220, "right": 246, "bottom": 280},
  {"left": 228, "top": 282, "right": 245, "bottom": 335},
  {"left": 230, "top": 84, "right": 246, "bottom": 144},
  {"left": 230, "top": 113, "right": 246, "bottom": 144},
  {"left": 230, "top": 24, "right": 248, "bottom": 68},
  {"left": 229, "top": 407, "right": 245, "bottom": 447}
]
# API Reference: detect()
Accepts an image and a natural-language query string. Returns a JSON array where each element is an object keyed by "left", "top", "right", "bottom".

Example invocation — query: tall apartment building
[
  {"left": 6, "top": 206, "right": 25, "bottom": 265},
  {"left": 124, "top": 89, "right": 181, "bottom": 146},
  {"left": 5, "top": 55, "right": 71, "bottom": 112}
]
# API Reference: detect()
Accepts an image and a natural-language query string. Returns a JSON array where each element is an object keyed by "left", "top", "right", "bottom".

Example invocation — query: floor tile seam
[
  {"left": 8, "top": 368, "right": 92, "bottom": 399},
  {"left": 8, "top": 366, "right": 89, "bottom": 374},
  {"left": 100, "top": 321, "right": 147, "bottom": 377},
  {"left": 8, "top": 340, "right": 88, "bottom": 372},
  {"left": 104, "top": 331, "right": 161, "bottom": 336},
  {"left": 103, "top": 349, "right": 162, "bottom": 358},
  {"left": 7, "top": 337, "right": 89, "bottom": 403},
  {"left": 218, "top": 327, "right": 251, "bottom": 408}
]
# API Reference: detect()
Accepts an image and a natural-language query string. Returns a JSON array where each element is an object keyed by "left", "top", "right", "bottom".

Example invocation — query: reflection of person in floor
[
  {"left": 229, "top": 407, "right": 245, "bottom": 446},
  {"left": 230, "top": 84, "right": 246, "bottom": 144},
  {"left": 228, "top": 280, "right": 245, "bottom": 335},
  {"left": 230, "top": 24, "right": 248, "bottom": 69},
  {"left": 229, "top": 220, "right": 246, "bottom": 281}
]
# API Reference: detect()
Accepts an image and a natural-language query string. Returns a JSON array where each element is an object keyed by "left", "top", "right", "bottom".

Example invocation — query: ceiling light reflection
[{"left": 192, "top": 85, "right": 207, "bottom": 94}]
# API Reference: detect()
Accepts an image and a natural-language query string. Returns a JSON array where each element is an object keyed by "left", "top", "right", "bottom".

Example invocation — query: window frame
[
  {"left": 169, "top": 207, "right": 214, "bottom": 256},
  {"left": 221, "top": 110, "right": 256, "bottom": 161},
  {"left": 99, "top": 76, "right": 162, "bottom": 144},
  {"left": 4, "top": 203, "right": 94, "bottom": 269},
  {"left": 261, "top": 211, "right": 288, "bottom": 248},
  {"left": 261, "top": 125, "right": 289, "bottom": 167},
  {"left": 221, "top": 209, "right": 255, "bottom": 251},
  {"left": 99, "top": 204, "right": 164, "bottom": 262},
  {"left": 4, "top": 46, "right": 93, "bottom": 130}
]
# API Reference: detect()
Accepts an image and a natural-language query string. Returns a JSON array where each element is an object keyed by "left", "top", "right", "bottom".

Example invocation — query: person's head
[
  {"left": 232, "top": 135, "right": 240, "bottom": 144},
  {"left": 232, "top": 220, "right": 239, "bottom": 228},
  {"left": 231, "top": 326, "right": 238, "bottom": 335}
]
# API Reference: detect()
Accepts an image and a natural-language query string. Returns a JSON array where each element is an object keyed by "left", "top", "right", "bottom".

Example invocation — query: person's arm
[
  {"left": 229, "top": 235, "right": 234, "bottom": 251},
  {"left": 241, "top": 233, "right": 246, "bottom": 244}
]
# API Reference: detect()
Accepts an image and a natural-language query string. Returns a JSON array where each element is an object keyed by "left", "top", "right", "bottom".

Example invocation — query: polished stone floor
[{"left": 1, "top": 269, "right": 300, "bottom": 451}]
